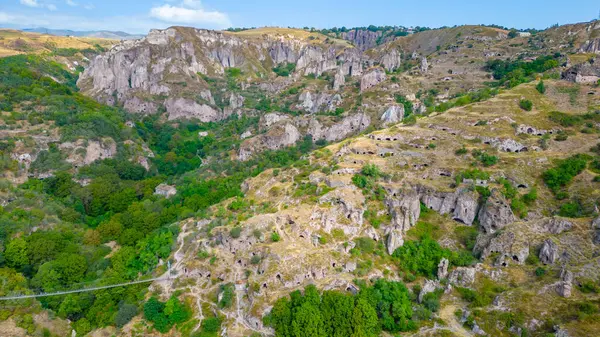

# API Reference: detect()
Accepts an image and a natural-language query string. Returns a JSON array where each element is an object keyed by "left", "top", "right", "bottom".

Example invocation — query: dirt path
[{"left": 439, "top": 304, "right": 472, "bottom": 337}]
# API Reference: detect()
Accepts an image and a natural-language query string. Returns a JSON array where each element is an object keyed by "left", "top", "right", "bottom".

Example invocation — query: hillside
[
  {"left": 0, "top": 20, "right": 599, "bottom": 337},
  {"left": 0, "top": 29, "right": 117, "bottom": 58}
]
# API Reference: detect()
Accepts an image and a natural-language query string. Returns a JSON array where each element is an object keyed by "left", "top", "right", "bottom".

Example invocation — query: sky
[{"left": 0, "top": 0, "right": 598, "bottom": 34}]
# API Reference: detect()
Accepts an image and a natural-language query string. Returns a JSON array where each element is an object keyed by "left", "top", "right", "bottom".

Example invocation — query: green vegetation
[
  {"left": 433, "top": 88, "right": 498, "bottom": 113},
  {"left": 265, "top": 280, "right": 418, "bottom": 337},
  {"left": 472, "top": 150, "right": 498, "bottom": 167},
  {"left": 519, "top": 99, "right": 533, "bottom": 111},
  {"left": 393, "top": 236, "right": 474, "bottom": 279},
  {"left": 536, "top": 80, "right": 546, "bottom": 94},
  {"left": 542, "top": 154, "right": 588, "bottom": 194},
  {"left": 144, "top": 296, "right": 192, "bottom": 333},
  {"left": 455, "top": 169, "right": 490, "bottom": 185},
  {"left": 457, "top": 279, "right": 505, "bottom": 308},
  {"left": 395, "top": 95, "right": 414, "bottom": 115},
  {"left": 486, "top": 54, "right": 561, "bottom": 88},
  {"left": 272, "top": 63, "right": 296, "bottom": 77}
]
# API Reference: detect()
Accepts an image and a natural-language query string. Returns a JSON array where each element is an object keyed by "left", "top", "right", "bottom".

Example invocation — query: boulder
[
  {"left": 478, "top": 189, "right": 515, "bottom": 234},
  {"left": 539, "top": 239, "right": 559, "bottom": 265}
]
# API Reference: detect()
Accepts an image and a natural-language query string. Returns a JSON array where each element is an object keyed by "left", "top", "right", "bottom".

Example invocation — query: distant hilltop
[{"left": 22, "top": 27, "right": 145, "bottom": 40}]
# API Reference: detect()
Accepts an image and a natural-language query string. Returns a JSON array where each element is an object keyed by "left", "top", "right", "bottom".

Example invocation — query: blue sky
[{"left": 0, "top": 0, "right": 598, "bottom": 34}]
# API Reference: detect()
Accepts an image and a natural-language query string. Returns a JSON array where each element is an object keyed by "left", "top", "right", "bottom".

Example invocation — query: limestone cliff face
[
  {"left": 339, "top": 29, "right": 382, "bottom": 51},
  {"left": 78, "top": 27, "right": 385, "bottom": 120},
  {"left": 78, "top": 27, "right": 407, "bottom": 122}
]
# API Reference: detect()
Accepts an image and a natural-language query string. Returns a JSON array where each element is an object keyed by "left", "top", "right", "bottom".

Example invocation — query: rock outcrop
[
  {"left": 539, "top": 239, "right": 559, "bottom": 265},
  {"left": 478, "top": 189, "right": 515, "bottom": 234},
  {"left": 437, "top": 258, "right": 449, "bottom": 279},
  {"left": 298, "top": 92, "right": 342, "bottom": 113},
  {"left": 418, "top": 279, "right": 440, "bottom": 303},
  {"left": 580, "top": 38, "right": 600, "bottom": 54},
  {"left": 380, "top": 48, "right": 402, "bottom": 72},
  {"left": 78, "top": 27, "right": 371, "bottom": 119},
  {"left": 165, "top": 98, "right": 222, "bottom": 121},
  {"left": 386, "top": 230, "right": 404, "bottom": 255},
  {"left": 332, "top": 68, "right": 345, "bottom": 90},
  {"left": 386, "top": 189, "right": 421, "bottom": 232},
  {"left": 360, "top": 68, "right": 386, "bottom": 92},
  {"left": 562, "top": 58, "right": 600, "bottom": 84},
  {"left": 417, "top": 186, "right": 479, "bottom": 226},
  {"left": 380, "top": 105, "right": 405, "bottom": 125},
  {"left": 308, "top": 113, "right": 371, "bottom": 142},
  {"left": 545, "top": 217, "right": 573, "bottom": 234},
  {"left": 238, "top": 123, "right": 301, "bottom": 161},
  {"left": 339, "top": 29, "right": 382, "bottom": 51},
  {"left": 421, "top": 57, "right": 429, "bottom": 74},
  {"left": 449, "top": 267, "right": 476, "bottom": 287},
  {"left": 475, "top": 231, "right": 529, "bottom": 266},
  {"left": 556, "top": 269, "right": 573, "bottom": 298}
]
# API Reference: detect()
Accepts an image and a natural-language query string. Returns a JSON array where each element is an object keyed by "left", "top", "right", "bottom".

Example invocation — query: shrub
[
  {"left": 230, "top": 227, "right": 242, "bottom": 238},
  {"left": 270, "top": 232, "right": 280, "bottom": 242},
  {"left": 392, "top": 236, "right": 449, "bottom": 278},
  {"left": 519, "top": 99, "right": 533, "bottom": 111},
  {"left": 218, "top": 284, "right": 235, "bottom": 308},
  {"left": 522, "top": 188, "right": 538, "bottom": 205},
  {"left": 472, "top": 150, "right": 498, "bottom": 167},
  {"left": 549, "top": 111, "right": 582, "bottom": 127},
  {"left": 542, "top": 154, "right": 588, "bottom": 194},
  {"left": 272, "top": 63, "right": 296, "bottom": 77},
  {"left": 455, "top": 147, "right": 468, "bottom": 155},
  {"left": 115, "top": 303, "right": 138, "bottom": 327},
  {"left": 559, "top": 200, "right": 583, "bottom": 218},
  {"left": 535, "top": 267, "right": 546, "bottom": 277},
  {"left": 536, "top": 80, "right": 546, "bottom": 94}
]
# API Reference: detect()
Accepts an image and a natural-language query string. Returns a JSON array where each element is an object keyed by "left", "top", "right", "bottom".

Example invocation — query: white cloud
[
  {"left": 20, "top": 0, "right": 41, "bottom": 8},
  {"left": 66, "top": 0, "right": 77, "bottom": 6},
  {"left": 0, "top": 10, "right": 168, "bottom": 34},
  {"left": 20, "top": 0, "right": 58, "bottom": 11},
  {"left": 84, "top": 4, "right": 95, "bottom": 10},
  {"left": 150, "top": 1, "right": 231, "bottom": 28}
]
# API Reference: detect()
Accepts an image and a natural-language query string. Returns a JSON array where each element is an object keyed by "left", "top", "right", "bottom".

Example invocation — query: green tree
[
  {"left": 351, "top": 297, "right": 379, "bottom": 337},
  {"left": 5, "top": 238, "right": 29, "bottom": 269},
  {"left": 536, "top": 80, "right": 546, "bottom": 94},
  {"left": 291, "top": 302, "right": 326, "bottom": 337}
]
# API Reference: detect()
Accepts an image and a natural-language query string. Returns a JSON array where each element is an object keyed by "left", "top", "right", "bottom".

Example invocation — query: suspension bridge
[{"left": 0, "top": 262, "right": 173, "bottom": 301}]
